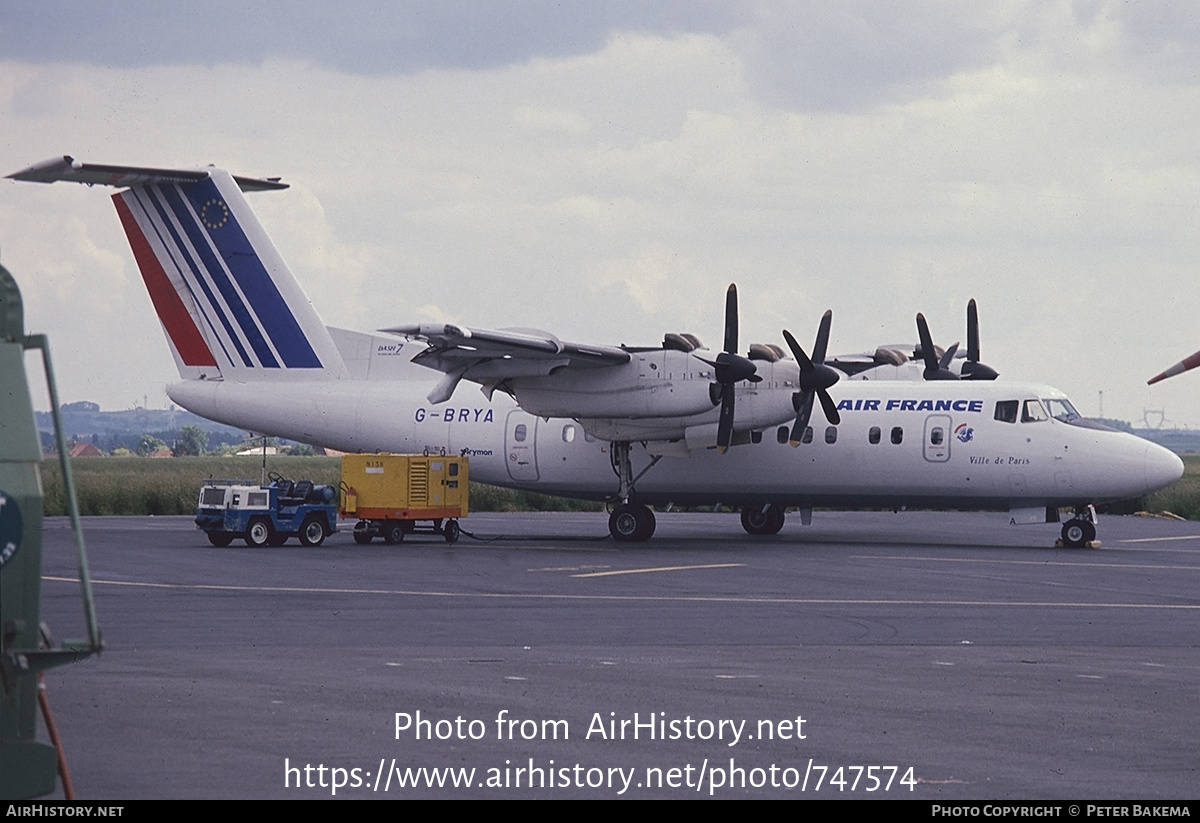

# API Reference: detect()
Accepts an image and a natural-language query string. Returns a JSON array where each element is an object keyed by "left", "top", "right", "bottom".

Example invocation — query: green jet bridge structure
[{"left": 0, "top": 257, "right": 102, "bottom": 798}]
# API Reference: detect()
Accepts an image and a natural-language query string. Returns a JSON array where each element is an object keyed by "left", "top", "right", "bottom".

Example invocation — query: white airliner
[{"left": 8, "top": 156, "right": 1184, "bottom": 546}]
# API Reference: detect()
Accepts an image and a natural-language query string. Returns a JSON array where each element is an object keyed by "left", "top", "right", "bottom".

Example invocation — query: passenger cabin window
[
  {"left": 995, "top": 400, "right": 1018, "bottom": 423},
  {"left": 777, "top": 426, "right": 789, "bottom": 445},
  {"left": 801, "top": 426, "right": 813, "bottom": 445},
  {"left": 869, "top": 426, "right": 881, "bottom": 445},
  {"left": 514, "top": 424, "right": 527, "bottom": 442},
  {"left": 825, "top": 426, "right": 838, "bottom": 444},
  {"left": 1022, "top": 399, "right": 1048, "bottom": 423},
  {"left": 891, "top": 426, "right": 903, "bottom": 445}
]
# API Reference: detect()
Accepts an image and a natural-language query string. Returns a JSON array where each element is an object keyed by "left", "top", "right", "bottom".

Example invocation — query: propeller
[
  {"left": 782, "top": 310, "right": 841, "bottom": 446},
  {"left": 916, "top": 313, "right": 960, "bottom": 381},
  {"left": 699, "top": 284, "right": 761, "bottom": 453},
  {"left": 960, "top": 299, "right": 999, "bottom": 380}
]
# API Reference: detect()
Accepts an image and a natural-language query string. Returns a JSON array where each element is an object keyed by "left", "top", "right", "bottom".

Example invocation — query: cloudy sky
[{"left": 4, "top": 1, "right": 1200, "bottom": 428}]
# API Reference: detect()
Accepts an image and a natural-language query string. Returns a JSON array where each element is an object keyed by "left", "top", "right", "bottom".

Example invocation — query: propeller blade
[
  {"left": 939, "top": 342, "right": 960, "bottom": 372},
  {"left": 967, "top": 299, "right": 980, "bottom": 363},
  {"left": 717, "top": 384, "right": 735, "bottom": 453},
  {"left": 789, "top": 392, "right": 815, "bottom": 446},
  {"left": 711, "top": 284, "right": 757, "bottom": 452},
  {"left": 916, "top": 313, "right": 938, "bottom": 372},
  {"left": 916, "top": 313, "right": 959, "bottom": 381},
  {"left": 723, "top": 283, "right": 738, "bottom": 356},
  {"left": 782, "top": 329, "right": 814, "bottom": 370},
  {"left": 960, "top": 298, "right": 999, "bottom": 380},
  {"left": 812, "top": 309, "right": 832, "bottom": 364},
  {"left": 818, "top": 389, "right": 841, "bottom": 425}
]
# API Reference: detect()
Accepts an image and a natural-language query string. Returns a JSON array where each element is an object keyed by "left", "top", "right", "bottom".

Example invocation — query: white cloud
[{"left": 4, "top": 10, "right": 1200, "bottom": 425}]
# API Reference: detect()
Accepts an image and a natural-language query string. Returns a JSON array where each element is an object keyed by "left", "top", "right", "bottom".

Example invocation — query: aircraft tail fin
[{"left": 9, "top": 156, "right": 344, "bottom": 382}]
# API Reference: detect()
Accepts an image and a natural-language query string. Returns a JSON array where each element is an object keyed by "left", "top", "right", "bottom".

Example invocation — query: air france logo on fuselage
[
  {"left": 836, "top": 398, "right": 985, "bottom": 413},
  {"left": 955, "top": 423, "right": 974, "bottom": 443}
]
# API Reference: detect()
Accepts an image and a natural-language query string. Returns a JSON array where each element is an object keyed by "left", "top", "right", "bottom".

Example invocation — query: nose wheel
[
  {"left": 609, "top": 503, "right": 656, "bottom": 542},
  {"left": 1061, "top": 518, "right": 1096, "bottom": 548},
  {"left": 1060, "top": 505, "right": 1098, "bottom": 548}
]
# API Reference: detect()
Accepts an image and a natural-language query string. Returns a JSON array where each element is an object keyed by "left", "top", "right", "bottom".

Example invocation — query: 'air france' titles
[{"left": 836, "top": 399, "right": 984, "bottom": 413}]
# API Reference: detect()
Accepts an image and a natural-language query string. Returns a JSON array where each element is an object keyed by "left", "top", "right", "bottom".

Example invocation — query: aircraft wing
[
  {"left": 1148, "top": 349, "right": 1200, "bottom": 385},
  {"left": 7, "top": 155, "right": 288, "bottom": 192},
  {"left": 386, "top": 323, "right": 631, "bottom": 402}
]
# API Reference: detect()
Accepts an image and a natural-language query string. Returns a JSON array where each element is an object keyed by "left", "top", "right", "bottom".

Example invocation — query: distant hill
[{"left": 36, "top": 404, "right": 249, "bottom": 454}]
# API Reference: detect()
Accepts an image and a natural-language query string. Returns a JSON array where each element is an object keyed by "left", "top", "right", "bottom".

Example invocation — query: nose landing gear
[{"left": 1060, "top": 505, "right": 1099, "bottom": 548}]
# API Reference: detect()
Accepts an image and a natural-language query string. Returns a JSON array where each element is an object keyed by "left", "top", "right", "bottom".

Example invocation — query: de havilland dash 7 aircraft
[{"left": 9, "top": 156, "right": 1184, "bottom": 546}]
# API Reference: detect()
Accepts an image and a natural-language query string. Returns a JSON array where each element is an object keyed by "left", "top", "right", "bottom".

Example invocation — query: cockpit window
[
  {"left": 994, "top": 400, "right": 1018, "bottom": 424},
  {"left": 1043, "top": 398, "right": 1081, "bottom": 422},
  {"left": 1021, "top": 399, "right": 1048, "bottom": 423}
]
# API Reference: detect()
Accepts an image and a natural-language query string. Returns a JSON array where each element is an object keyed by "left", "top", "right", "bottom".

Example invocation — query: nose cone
[{"left": 1144, "top": 442, "right": 1184, "bottom": 494}]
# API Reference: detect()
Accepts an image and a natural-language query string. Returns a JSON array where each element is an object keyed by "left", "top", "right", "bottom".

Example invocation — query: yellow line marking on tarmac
[
  {"left": 1120, "top": 535, "right": 1200, "bottom": 543},
  {"left": 528, "top": 565, "right": 613, "bottom": 573},
  {"left": 43, "top": 575, "right": 1200, "bottom": 609},
  {"left": 855, "top": 555, "right": 1200, "bottom": 571},
  {"left": 571, "top": 563, "right": 743, "bottom": 578}
]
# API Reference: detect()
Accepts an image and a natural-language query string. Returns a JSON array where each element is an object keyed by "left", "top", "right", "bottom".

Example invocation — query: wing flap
[{"left": 386, "top": 323, "right": 630, "bottom": 381}]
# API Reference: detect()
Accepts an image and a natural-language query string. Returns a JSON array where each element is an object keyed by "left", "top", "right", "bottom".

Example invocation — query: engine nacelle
[
  {"left": 576, "top": 360, "right": 800, "bottom": 442},
  {"left": 511, "top": 350, "right": 719, "bottom": 419}
]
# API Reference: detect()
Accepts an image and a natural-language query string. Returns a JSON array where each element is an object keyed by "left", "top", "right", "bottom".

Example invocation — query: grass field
[
  {"left": 1145, "top": 454, "right": 1200, "bottom": 520},
  {"left": 36, "top": 453, "right": 1200, "bottom": 519},
  {"left": 39, "top": 456, "right": 603, "bottom": 516}
]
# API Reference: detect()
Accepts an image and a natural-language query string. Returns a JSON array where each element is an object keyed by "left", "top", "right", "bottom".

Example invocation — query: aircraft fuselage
[{"left": 166, "top": 343, "right": 1182, "bottom": 513}]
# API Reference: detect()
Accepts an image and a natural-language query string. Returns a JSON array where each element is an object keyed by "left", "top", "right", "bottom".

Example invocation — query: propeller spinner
[{"left": 782, "top": 310, "right": 841, "bottom": 446}]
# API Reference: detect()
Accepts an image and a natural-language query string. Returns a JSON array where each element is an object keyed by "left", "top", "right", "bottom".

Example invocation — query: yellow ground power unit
[{"left": 341, "top": 454, "right": 468, "bottom": 544}]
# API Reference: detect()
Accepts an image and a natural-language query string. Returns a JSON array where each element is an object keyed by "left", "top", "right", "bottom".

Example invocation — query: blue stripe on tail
[{"left": 164, "top": 178, "right": 323, "bottom": 369}]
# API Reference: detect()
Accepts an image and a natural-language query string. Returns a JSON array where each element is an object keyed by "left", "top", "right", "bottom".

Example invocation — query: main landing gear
[
  {"left": 1060, "top": 505, "right": 1098, "bottom": 548},
  {"left": 609, "top": 503, "right": 656, "bottom": 542},
  {"left": 740, "top": 505, "right": 785, "bottom": 536},
  {"left": 607, "top": 440, "right": 661, "bottom": 542}
]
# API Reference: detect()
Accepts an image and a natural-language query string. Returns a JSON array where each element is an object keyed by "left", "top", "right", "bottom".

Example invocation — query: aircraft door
[
  {"left": 923, "top": 415, "right": 951, "bottom": 462},
  {"left": 505, "top": 410, "right": 539, "bottom": 481}
]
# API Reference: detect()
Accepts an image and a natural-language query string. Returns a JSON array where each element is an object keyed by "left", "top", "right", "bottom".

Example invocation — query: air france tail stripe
[
  {"left": 174, "top": 178, "right": 323, "bottom": 369},
  {"left": 136, "top": 185, "right": 255, "bottom": 368},
  {"left": 112, "top": 193, "right": 217, "bottom": 368},
  {"left": 159, "top": 184, "right": 282, "bottom": 367}
]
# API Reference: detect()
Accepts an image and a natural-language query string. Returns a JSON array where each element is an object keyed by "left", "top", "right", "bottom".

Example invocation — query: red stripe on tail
[{"left": 113, "top": 192, "right": 217, "bottom": 368}]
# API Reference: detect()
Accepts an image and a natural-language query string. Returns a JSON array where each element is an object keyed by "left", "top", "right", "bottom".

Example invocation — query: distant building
[
  {"left": 68, "top": 442, "right": 103, "bottom": 458},
  {"left": 236, "top": 446, "right": 279, "bottom": 456}
]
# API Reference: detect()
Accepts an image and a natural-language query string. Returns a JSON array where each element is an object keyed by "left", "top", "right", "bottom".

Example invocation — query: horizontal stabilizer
[
  {"left": 10, "top": 156, "right": 344, "bottom": 383},
  {"left": 7, "top": 155, "right": 288, "bottom": 192}
]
